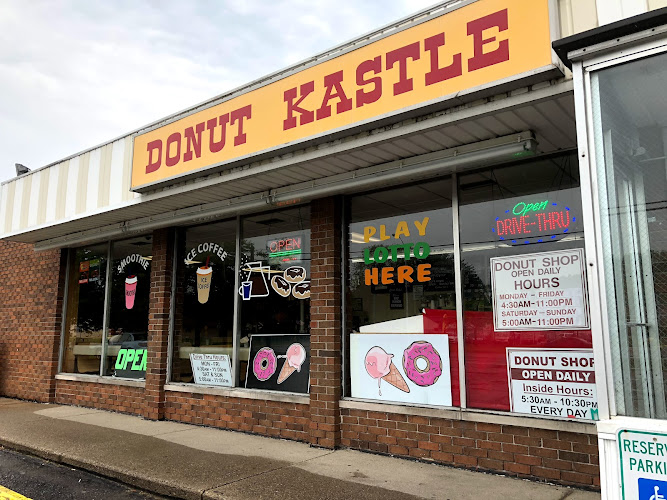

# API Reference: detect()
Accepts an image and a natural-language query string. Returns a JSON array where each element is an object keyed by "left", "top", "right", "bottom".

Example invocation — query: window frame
[
  {"left": 581, "top": 42, "right": 667, "bottom": 420},
  {"left": 58, "top": 237, "right": 153, "bottom": 380},
  {"left": 342, "top": 151, "right": 591, "bottom": 421},
  {"left": 167, "top": 205, "right": 312, "bottom": 392}
]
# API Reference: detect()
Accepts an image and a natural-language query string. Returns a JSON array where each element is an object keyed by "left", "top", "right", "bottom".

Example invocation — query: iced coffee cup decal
[
  {"left": 125, "top": 275, "right": 138, "bottom": 309},
  {"left": 196, "top": 263, "right": 213, "bottom": 304}
]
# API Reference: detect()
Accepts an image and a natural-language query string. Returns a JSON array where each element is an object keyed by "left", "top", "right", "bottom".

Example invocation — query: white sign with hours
[
  {"left": 507, "top": 348, "right": 598, "bottom": 420},
  {"left": 491, "top": 248, "right": 589, "bottom": 331},
  {"left": 190, "top": 353, "right": 233, "bottom": 387}
]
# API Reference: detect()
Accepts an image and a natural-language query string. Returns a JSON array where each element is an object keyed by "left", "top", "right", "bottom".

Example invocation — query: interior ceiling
[{"left": 15, "top": 84, "right": 577, "bottom": 245}]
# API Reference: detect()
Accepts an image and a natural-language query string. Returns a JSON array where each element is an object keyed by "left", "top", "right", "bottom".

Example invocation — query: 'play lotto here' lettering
[
  {"left": 363, "top": 218, "right": 432, "bottom": 286},
  {"left": 115, "top": 348, "right": 147, "bottom": 372}
]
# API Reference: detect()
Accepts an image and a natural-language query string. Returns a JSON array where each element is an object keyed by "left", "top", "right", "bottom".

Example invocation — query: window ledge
[
  {"left": 164, "top": 383, "right": 310, "bottom": 405},
  {"left": 55, "top": 373, "right": 145, "bottom": 388},
  {"left": 340, "top": 398, "right": 597, "bottom": 435}
]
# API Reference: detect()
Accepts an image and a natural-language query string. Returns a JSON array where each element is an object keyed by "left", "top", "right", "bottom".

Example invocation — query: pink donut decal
[
  {"left": 402, "top": 341, "right": 442, "bottom": 387},
  {"left": 253, "top": 347, "right": 277, "bottom": 381}
]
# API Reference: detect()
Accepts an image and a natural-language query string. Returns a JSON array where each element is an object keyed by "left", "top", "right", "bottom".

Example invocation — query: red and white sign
[{"left": 507, "top": 348, "right": 598, "bottom": 420}]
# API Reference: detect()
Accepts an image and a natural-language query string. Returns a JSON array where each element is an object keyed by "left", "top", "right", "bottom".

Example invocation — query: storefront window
[
  {"left": 346, "top": 179, "right": 458, "bottom": 407},
  {"left": 61, "top": 244, "right": 108, "bottom": 374},
  {"left": 592, "top": 53, "right": 667, "bottom": 419},
  {"left": 240, "top": 207, "right": 311, "bottom": 393},
  {"left": 104, "top": 236, "right": 152, "bottom": 378},
  {"left": 171, "top": 220, "right": 236, "bottom": 385},
  {"left": 344, "top": 153, "right": 595, "bottom": 420},
  {"left": 459, "top": 153, "right": 593, "bottom": 418}
]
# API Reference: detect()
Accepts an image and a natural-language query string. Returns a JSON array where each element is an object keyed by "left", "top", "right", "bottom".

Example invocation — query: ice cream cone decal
[
  {"left": 277, "top": 343, "right": 306, "bottom": 384},
  {"left": 364, "top": 346, "right": 410, "bottom": 395},
  {"left": 383, "top": 362, "right": 410, "bottom": 393}
]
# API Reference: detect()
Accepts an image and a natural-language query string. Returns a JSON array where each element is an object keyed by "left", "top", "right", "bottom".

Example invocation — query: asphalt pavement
[
  {"left": 0, "top": 448, "right": 165, "bottom": 500},
  {"left": 0, "top": 398, "right": 601, "bottom": 500}
]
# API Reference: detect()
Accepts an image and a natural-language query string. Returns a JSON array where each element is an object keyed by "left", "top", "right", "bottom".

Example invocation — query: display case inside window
[
  {"left": 104, "top": 236, "right": 153, "bottom": 378},
  {"left": 61, "top": 244, "right": 108, "bottom": 374},
  {"left": 459, "top": 152, "right": 594, "bottom": 419},
  {"left": 171, "top": 220, "right": 237, "bottom": 385},
  {"left": 346, "top": 179, "right": 459, "bottom": 407},
  {"left": 239, "top": 207, "right": 310, "bottom": 393}
]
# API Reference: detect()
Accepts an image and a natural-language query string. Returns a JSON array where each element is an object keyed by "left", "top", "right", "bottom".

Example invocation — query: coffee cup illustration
[
  {"left": 196, "top": 266, "right": 213, "bottom": 304},
  {"left": 125, "top": 275, "right": 138, "bottom": 309},
  {"left": 240, "top": 281, "right": 253, "bottom": 301}
]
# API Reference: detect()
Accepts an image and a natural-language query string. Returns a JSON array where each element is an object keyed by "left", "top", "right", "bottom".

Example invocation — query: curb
[{"left": 0, "top": 437, "right": 201, "bottom": 499}]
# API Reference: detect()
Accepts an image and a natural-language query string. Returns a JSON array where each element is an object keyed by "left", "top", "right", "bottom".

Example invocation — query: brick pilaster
[
  {"left": 45, "top": 249, "right": 69, "bottom": 402},
  {"left": 309, "top": 196, "right": 342, "bottom": 447},
  {"left": 143, "top": 227, "right": 174, "bottom": 420}
]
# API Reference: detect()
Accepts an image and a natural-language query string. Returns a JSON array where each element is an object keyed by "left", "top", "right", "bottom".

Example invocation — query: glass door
[{"left": 592, "top": 54, "right": 667, "bottom": 418}]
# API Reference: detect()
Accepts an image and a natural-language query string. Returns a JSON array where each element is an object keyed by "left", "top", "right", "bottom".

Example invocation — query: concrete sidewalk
[{"left": 0, "top": 398, "right": 600, "bottom": 500}]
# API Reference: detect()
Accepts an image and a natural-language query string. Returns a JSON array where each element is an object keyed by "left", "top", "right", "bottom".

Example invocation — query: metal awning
[{"left": 2, "top": 79, "right": 576, "bottom": 250}]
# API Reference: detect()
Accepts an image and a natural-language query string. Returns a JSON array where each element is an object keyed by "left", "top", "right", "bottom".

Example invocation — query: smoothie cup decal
[
  {"left": 196, "top": 266, "right": 213, "bottom": 304},
  {"left": 125, "top": 275, "right": 138, "bottom": 309}
]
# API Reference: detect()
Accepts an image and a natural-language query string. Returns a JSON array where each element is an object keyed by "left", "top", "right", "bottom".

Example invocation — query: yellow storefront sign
[{"left": 131, "top": 0, "right": 555, "bottom": 190}]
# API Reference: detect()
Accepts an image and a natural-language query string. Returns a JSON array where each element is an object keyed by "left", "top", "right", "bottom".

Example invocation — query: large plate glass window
[
  {"left": 240, "top": 207, "right": 311, "bottom": 393},
  {"left": 61, "top": 244, "right": 108, "bottom": 374},
  {"left": 171, "top": 220, "right": 237, "bottom": 385},
  {"left": 104, "top": 236, "right": 153, "bottom": 378},
  {"left": 458, "top": 152, "right": 593, "bottom": 419},
  {"left": 346, "top": 179, "right": 458, "bottom": 407}
]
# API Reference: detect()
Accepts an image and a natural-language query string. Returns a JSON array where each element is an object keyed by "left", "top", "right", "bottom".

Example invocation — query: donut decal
[
  {"left": 252, "top": 347, "right": 277, "bottom": 381},
  {"left": 402, "top": 341, "right": 442, "bottom": 387},
  {"left": 271, "top": 275, "right": 291, "bottom": 297},
  {"left": 269, "top": 266, "right": 310, "bottom": 299},
  {"left": 284, "top": 266, "right": 306, "bottom": 283}
]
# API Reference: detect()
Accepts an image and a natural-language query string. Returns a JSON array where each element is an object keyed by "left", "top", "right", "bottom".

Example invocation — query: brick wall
[
  {"left": 143, "top": 228, "right": 173, "bottom": 420},
  {"left": 55, "top": 379, "right": 145, "bottom": 416},
  {"left": 309, "top": 197, "right": 343, "bottom": 447},
  {"left": 340, "top": 408, "right": 599, "bottom": 489},
  {"left": 0, "top": 241, "right": 64, "bottom": 402},
  {"left": 164, "top": 392, "right": 310, "bottom": 442}
]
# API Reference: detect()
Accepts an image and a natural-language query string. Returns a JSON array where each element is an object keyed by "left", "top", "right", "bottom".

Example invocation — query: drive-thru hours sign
[
  {"left": 491, "top": 248, "right": 589, "bottom": 331},
  {"left": 619, "top": 429, "right": 667, "bottom": 499}
]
